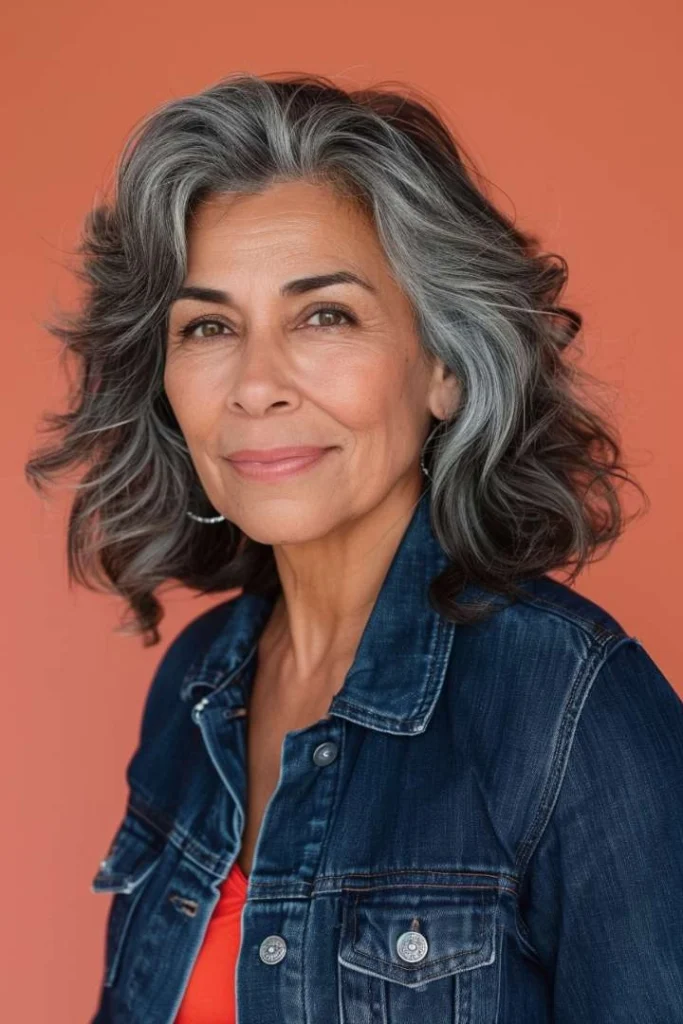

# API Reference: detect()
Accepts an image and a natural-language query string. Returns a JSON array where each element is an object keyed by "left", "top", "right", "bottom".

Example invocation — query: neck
[{"left": 261, "top": 477, "right": 426, "bottom": 694}]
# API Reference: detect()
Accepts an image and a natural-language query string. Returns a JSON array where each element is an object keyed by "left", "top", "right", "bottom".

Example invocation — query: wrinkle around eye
[{"left": 172, "top": 304, "right": 358, "bottom": 343}]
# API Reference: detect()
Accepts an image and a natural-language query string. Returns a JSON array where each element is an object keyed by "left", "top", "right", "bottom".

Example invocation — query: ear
[{"left": 427, "top": 358, "right": 461, "bottom": 421}]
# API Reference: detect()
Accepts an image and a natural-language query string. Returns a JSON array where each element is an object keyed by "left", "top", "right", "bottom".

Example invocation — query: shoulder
[
  {"left": 521, "top": 632, "right": 683, "bottom": 891},
  {"left": 460, "top": 575, "right": 632, "bottom": 671},
  {"left": 453, "top": 577, "right": 681, "bottom": 814},
  {"left": 465, "top": 573, "right": 637, "bottom": 685},
  {"left": 452, "top": 575, "right": 633, "bottom": 716},
  {"left": 516, "top": 633, "right": 683, "bottom": 1001},
  {"left": 501, "top": 576, "right": 682, "bottom": 769},
  {"left": 508, "top": 577, "right": 681, "bottom": 731},
  {"left": 519, "top": 630, "right": 683, "bottom": 885},
  {"left": 509, "top": 573, "right": 631, "bottom": 640},
  {"left": 570, "top": 635, "right": 682, "bottom": 778},
  {"left": 135, "top": 593, "right": 244, "bottom": 744}
]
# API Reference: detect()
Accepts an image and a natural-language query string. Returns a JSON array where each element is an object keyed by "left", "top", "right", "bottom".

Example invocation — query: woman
[{"left": 26, "top": 72, "right": 683, "bottom": 1023}]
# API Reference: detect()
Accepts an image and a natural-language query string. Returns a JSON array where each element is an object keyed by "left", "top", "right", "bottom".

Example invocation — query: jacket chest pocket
[
  {"left": 90, "top": 805, "right": 166, "bottom": 989},
  {"left": 337, "top": 885, "right": 500, "bottom": 1024}
]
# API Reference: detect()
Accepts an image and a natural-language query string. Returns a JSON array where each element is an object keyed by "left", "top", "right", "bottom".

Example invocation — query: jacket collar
[{"left": 180, "top": 490, "right": 478, "bottom": 735}]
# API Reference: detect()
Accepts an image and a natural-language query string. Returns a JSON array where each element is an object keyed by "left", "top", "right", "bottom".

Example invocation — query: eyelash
[{"left": 177, "top": 303, "right": 358, "bottom": 341}]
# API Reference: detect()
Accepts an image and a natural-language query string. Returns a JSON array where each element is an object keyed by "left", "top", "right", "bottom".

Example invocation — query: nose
[{"left": 223, "top": 330, "right": 300, "bottom": 417}]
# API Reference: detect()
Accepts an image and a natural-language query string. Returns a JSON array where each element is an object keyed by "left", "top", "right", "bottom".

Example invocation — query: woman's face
[{"left": 165, "top": 179, "right": 458, "bottom": 543}]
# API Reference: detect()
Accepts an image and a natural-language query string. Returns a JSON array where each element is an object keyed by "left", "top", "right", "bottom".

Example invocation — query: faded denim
[{"left": 89, "top": 490, "right": 683, "bottom": 1022}]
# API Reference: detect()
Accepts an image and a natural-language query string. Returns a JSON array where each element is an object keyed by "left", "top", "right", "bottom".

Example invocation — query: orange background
[{"left": 2, "top": 1, "right": 681, "bottom": 1020}]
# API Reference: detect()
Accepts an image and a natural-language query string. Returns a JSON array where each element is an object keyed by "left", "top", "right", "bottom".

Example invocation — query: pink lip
[
  {"left": 227, "top": 446, "right": 328, "bottom": 463},
  {"left": 225, "top": 447, "right": 334, "bottom": 481}
]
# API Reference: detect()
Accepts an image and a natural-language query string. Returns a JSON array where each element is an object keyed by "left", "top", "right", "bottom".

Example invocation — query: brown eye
[
  {"left": 306, "top": 306, "right": 357, "bottom": 329},
  {"left": 179, "top": 318, "right": 230, "bottom": 340}
]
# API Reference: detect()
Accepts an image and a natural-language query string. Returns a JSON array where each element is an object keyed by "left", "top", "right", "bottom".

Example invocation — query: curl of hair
[{"left": 25, "top": 71, "right": 648, "bottom": 645}]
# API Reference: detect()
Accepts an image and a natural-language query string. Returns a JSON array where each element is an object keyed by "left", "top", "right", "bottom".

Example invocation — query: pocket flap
[
  {"left": 91, "top": 806, "right": 166, "bottom": 895},
  {"left": 338, "top": 886, "right": 498, "bottom": 988}
]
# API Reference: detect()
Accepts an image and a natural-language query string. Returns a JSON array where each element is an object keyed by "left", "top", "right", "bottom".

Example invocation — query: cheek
[
  {"left": 163, "top": 362, "right": 222, "bottom": 442},
  {"left": 316, "top": 354, "right": 404, "bottom": 431},
  {"left": 326, "top": 359, "right": 426, "bottom": 454}
]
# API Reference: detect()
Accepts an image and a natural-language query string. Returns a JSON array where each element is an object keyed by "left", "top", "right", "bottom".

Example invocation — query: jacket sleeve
[{"left": 517, "top": 636, "right": 683, "bottom": 1023}]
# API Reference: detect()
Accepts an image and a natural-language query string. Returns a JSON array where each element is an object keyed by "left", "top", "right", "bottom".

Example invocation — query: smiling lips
[{"left": 225, "top": 446, "right": 333, "bottom": 480}]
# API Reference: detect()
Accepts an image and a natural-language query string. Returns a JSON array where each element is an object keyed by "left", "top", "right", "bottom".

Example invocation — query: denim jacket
[{"left": 89, "top": 490, "right": 683, "bottom": 1023}]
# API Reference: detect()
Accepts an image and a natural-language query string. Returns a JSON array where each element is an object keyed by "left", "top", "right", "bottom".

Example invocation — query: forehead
[{"left": 185, "top": 179, "right": 385, "bottom": 272}]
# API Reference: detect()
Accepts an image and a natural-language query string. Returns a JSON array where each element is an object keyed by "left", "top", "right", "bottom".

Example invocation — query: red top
[{"left": 174, "top": 859, "right": 249, "bottom": 1024}]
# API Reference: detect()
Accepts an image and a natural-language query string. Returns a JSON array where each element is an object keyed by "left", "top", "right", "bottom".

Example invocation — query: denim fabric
[{"left": 89, "top": 491, "right": 683, "bottom": 1023}]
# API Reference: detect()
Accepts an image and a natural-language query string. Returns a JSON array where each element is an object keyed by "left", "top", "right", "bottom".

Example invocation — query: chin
[{"left": 232, "top": 495, "right": 341, "bottom": 545}]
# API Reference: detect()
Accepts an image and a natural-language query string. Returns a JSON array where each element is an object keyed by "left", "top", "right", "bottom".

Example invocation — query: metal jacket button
[
  {"left": 396, "top": 930, "right": 429, "bottom": 963},
  {"left": 312, "top": 741, "right": 338, "bottom": 766},
  {"left": 259, "top": 935, "right": 287, "bottom": 964},
  {"left": 191, "top": 696, "right": 210, "bottom": 723}
]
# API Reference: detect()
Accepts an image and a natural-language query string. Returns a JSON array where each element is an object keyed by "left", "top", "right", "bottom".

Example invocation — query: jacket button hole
[{"left": 168, "top": 892, "right": 200, "bottom": 917}]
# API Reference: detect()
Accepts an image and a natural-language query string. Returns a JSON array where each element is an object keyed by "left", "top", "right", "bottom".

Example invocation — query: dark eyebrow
[{"left": 171, "top": 271, "right": 377, "bottom": 305}]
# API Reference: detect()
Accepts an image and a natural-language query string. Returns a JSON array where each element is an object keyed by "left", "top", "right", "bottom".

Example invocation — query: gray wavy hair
[{"left": 25, "top": 71, "right": 647, "bottom": 645}]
